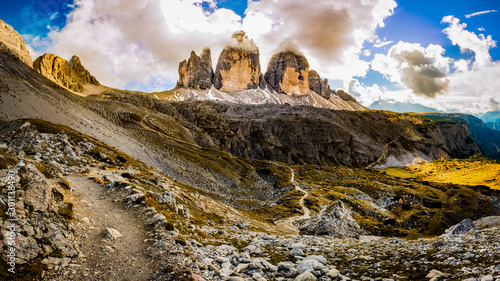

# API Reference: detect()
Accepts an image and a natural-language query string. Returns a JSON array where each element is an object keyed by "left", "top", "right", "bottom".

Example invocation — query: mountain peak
[
  {"left": 33, "top": 53, "right": 99, "bottom": 92},
  {"left": 0, "top": 19, "right": 32, "bottom": 67},
  {"left": 265, "top": 50, "right": 310, "bottom": 96}
]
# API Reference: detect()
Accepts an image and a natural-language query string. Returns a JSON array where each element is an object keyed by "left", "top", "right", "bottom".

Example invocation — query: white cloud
[
  {"left": 465, "top": 10, "right": 497, "bottom": 18},
  {"left": 345, "top": 79, "right": 386, "bottom": 106},
  {"left": 373, "top": 40, "right": 393, "bottom": 48},
  {"left": 442, "top": 15, "right": 496, "bottom": 69},
  {"left": 453, "top": 59, "right": 470, "bottom": 73},
  {"left": 27, "top": 0, "right": 396, "bottom": 90},
  {"left": 355, "top": 63, "right": 500, "bottom": 114},
  {"left": 371, "top": 41, "right": 451, "bottom": 97}
]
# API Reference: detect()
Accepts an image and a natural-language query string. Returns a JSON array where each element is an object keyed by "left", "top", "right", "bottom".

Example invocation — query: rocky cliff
[
  {"left": 214, "top": 31, "right": 261, "bottom": 91},
  {"left": 33, "top": 54, "right": 99, "bottom": 92},
  {"left": 308, "top": 70, "right": 331, "bottom": 98},
  {"left": 69, "top": 55, "right": 100, "bottom": 86},
  {"left": 177, "top": 48, "right": 213, "bottom": 89},
  {"left": 265, "top": 50, "right": 310, "bottom": 95},
  {"left": 0, "top": 19, "right": 32, "bottom": 66},
  {"left": 169, "top": 102, "right": 482, "bottom": 167}
]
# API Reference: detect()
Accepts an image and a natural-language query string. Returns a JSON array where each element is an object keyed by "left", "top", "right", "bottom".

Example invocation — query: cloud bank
[{"left": 24, "top": 0, "right": 396, "bottom": 91}]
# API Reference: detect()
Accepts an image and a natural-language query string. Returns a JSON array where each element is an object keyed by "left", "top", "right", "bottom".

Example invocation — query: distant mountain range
[{"left": 478, "top": 110, "right": 500, "bottom": 131}]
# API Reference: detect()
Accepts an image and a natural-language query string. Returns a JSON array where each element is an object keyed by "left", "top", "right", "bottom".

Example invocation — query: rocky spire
[
  {"left": 308, "top": 70, "right": 331, "bottom": 99},
  {"left": 264, "top": 50, "right": 310, "bottom": 96},
  {"left": 69, "top": 55, "right": 100, "bottom": 86},
  {"left": 213, "top": 31, "right": 261, "bottom": 91},
  {"left": 177, "top": 47, "right": 214, "bottom": 90}
]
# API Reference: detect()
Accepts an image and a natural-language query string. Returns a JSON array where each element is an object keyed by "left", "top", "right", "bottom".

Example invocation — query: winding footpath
[{"left": 276, "top": 167, "right": 311, "bottom": 233}]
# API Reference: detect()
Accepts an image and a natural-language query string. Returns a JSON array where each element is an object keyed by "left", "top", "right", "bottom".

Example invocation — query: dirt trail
[
  {"left": 63, "top": 174, "right": 158, "bottom": 281},
  {"left": 276, "top": 167, "right": 311, "bottom": 232}
]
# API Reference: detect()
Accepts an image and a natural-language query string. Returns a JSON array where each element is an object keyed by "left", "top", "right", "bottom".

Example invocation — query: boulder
[
  {"left": 299, "top": 200, "right": 363, "bottom": 238},
  {"left": 0, "top": 19, "right": 32, "bottom": 66},
  {"left": 473, "top": 216, "right": 500, "bottom": 229},
  {"left": 444, "top": 218, "right": 476, "bottom": 235},
  {"left": 265, "top": 50, "right": 310, "bottom": 95},
  {"left": 294, "top": 271, "right": 317, "bottom": 281},
  {"left": 101, "top": 228, "right": 123, "bottom": 239},
  {"left": 214, "top": 31, "right": 261, "bottom": 91},
  {"left": 177, "top": 47, "right": 214, "bottom": 89}
]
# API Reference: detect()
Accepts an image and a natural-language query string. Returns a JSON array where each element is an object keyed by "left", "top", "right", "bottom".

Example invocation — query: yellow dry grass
[{"left": 408, "top": 158, "right": 500, "bottom": 190}]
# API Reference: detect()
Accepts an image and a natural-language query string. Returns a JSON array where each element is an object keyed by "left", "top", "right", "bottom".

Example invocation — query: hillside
[
  {"left": 406, "top": 157, "right": 500, "bottom": 190},
  {"left": 423, "top": 113, "right": 500, "bottom": 159}
]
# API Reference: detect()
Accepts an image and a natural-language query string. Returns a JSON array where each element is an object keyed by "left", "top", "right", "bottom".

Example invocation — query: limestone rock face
[
  {"left": 308, "top": 70, "right": 331, "bottom": 98},
  {"left": 69, "top": 55, "right": 100, "bottom": 86},
  {"left": 299, "top": 201, "right": 362, "bottom": 238},
  {"left": 214, "top": 31, "right": 261, "bottom": 91},
  {"left": 308, "top": 70, "right": 357, "bottom": 102},
  {"left": 177, "top": 47, "right": 213, "bottom": 89},
  {"left": 265, "top": 50, "right": 310, "bottom": 95},
  {"left": 33, "top": 53, "right": 99, "bottom": 92},
  {"left": 0, "top": 19, "right": 32, "bottom": 66},
  {"left": 332, "top": 89, "right": 357, "bottom": 102}
]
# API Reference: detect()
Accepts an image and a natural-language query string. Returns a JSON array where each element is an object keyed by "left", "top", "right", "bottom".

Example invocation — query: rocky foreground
[{"left": 0, "top": 120, "right": 498, "bottom": 281}]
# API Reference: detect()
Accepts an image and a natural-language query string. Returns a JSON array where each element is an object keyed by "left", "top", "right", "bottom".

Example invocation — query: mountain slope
[{"left": 423, "top": 113, "right": 500, "bottom": 159}]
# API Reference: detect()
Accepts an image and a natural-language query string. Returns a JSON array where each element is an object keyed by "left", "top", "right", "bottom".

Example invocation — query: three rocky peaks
[
  {"left": 177, "top": 31, "right": 355, "bottom": 101},
  {"left": 1, "top": 18, "right": 353, "bottom": 101}
]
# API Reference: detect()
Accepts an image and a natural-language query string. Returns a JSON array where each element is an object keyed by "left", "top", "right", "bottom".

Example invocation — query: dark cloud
[{"left": 401, "top": 65, "right": 449, "bottom": 98}]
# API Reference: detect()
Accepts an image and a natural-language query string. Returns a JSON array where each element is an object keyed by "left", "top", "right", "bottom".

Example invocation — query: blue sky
[{"left": 1, "top": 0, "right": 499, "bottom": 113}]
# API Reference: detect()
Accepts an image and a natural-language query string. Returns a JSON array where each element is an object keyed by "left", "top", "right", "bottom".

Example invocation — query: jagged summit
[
  {"left": 33, "top": 53, "right": 99, "bottom": 92},
  {"left": 214, "top": 30, "right": 262, "bottom": 91},
  {"left": 0, "top": 19, "right": 32, "bottom": 66},
  {"left": 177, "top": 47, "right": 213, "bottom": 90}
]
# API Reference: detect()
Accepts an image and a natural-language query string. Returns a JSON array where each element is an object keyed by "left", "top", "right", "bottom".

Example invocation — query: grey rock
[
  {"left": 426, "top": 269, "right": 446, "bottom": 281},
  {"left": 474, "top": 216, "right": 500, "bottom": 230},
  {"left": 101, "top": 228, "right": 123, "bottom": 239},
  {"left": 480, "top": 276, "right": 494, "bottom": 281}
]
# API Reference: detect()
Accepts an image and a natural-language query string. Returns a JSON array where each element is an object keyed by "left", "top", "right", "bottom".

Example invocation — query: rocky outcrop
[
  {"left": 214, "top": 31, "right": 261, "bottom": 91},
  {"left": 170, "top": 102, "right": 482, "bottom": 167},
  {"left": 265, "top": 50, "right": 310, "bottom": 95},
  {"left": 33, "top": 54, "right": 99, "bottom": 92},
  {"left": 444, "top": 218, "right": 477, "bottom": 236},
  {"left": 308, "top": 70, "right": 357, "bottom": 102},
  {"left": 69, "top": 55, "right": 100, "bottom": 86},
  {"left": 0, "top": 19, "right": 32, "bottom": 66},
  {"left": 33, "top": 53, "right": 83, "bottom": 92},
  {"left": 177, "top": 48, "right": 213, "bottom": 90},
  {"left": 308, "top": 70, "right": 330, "bottom": 98},
  {"left": 299, "top": 201, "right": 363, "bottom": 238},
  {"left": 0, "top": 164, "right": 79, "bottom": 265}
]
